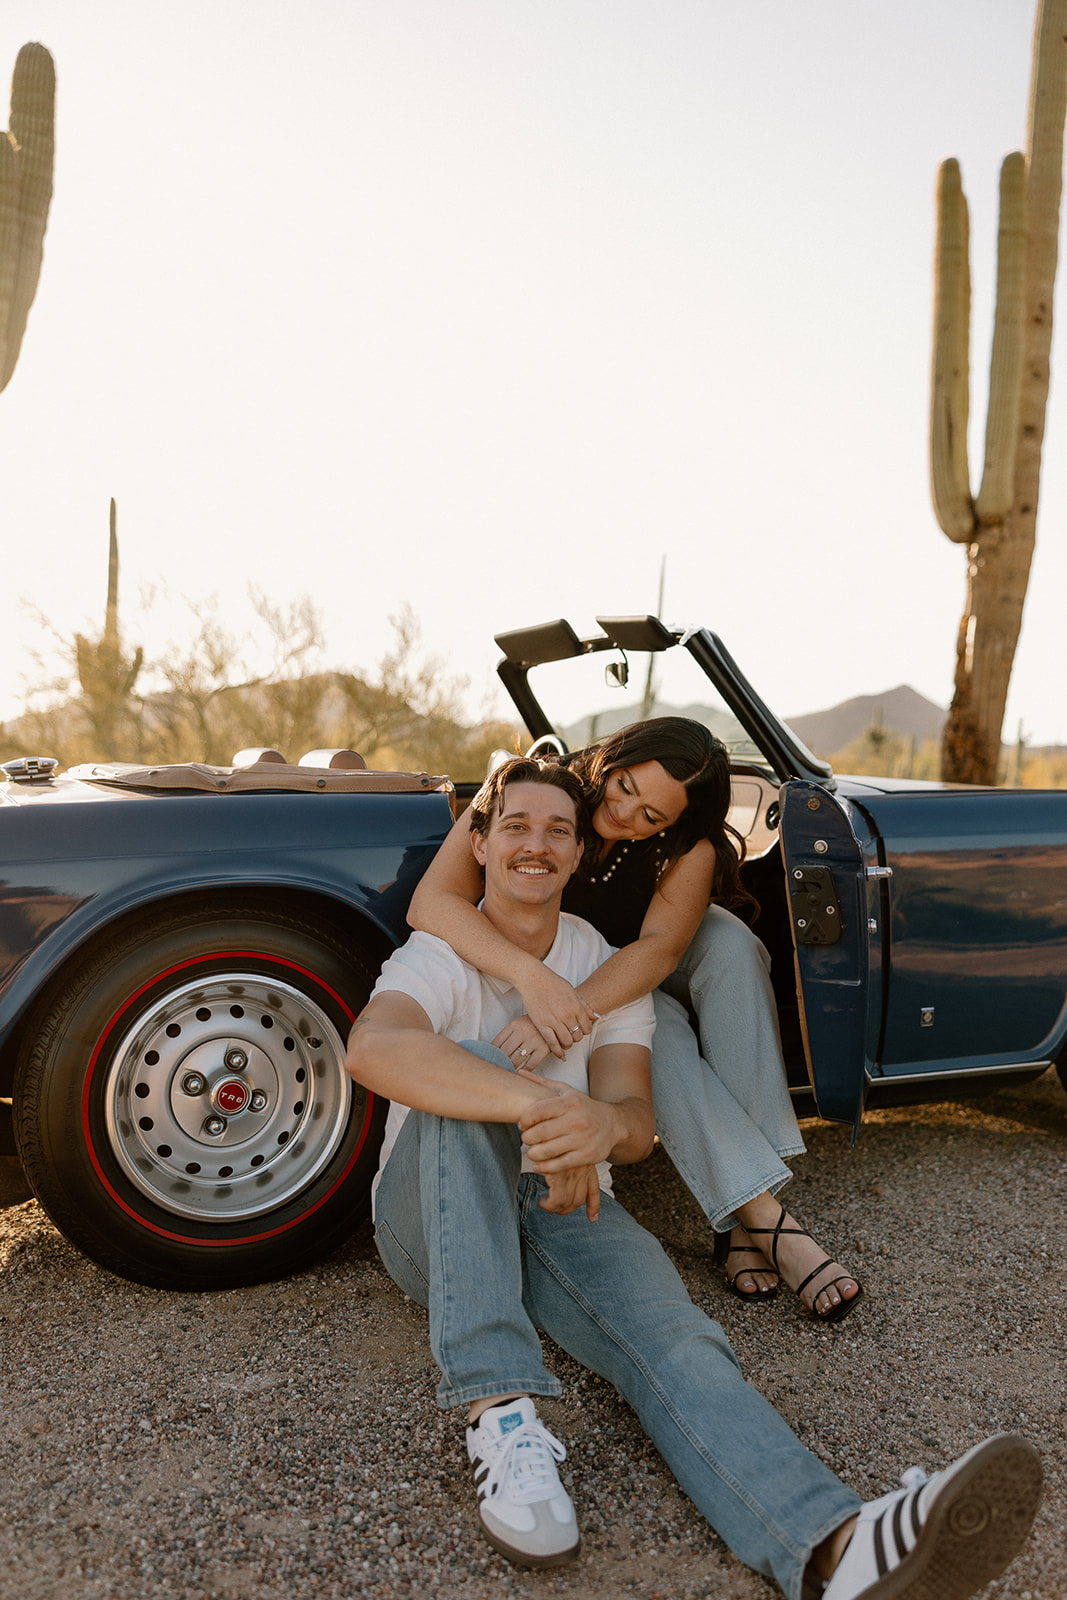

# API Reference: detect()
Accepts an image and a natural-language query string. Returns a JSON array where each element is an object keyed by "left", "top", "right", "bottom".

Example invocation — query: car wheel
[{"left": 14, "top": 905, "right": 385, "bottom": 1290}]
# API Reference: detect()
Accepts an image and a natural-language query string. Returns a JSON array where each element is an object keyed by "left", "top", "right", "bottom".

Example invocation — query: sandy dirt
[{"left": 1, "top": 1070, "right": 1065, "bottom": 1600}]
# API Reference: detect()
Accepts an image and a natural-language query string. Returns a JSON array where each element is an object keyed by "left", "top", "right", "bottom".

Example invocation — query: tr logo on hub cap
[{"left": 214, "top": 1078, "right": 251, "bottom": 1114}]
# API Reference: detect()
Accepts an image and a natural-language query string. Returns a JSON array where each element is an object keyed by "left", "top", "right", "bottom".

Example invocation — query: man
[{"left": 345, "top": 757, "right": 1042, "bottom": 1599}]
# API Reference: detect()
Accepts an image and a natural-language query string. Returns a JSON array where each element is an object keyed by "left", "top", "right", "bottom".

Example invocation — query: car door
[
  {"left": 778, "top": 779, "right": 886, "bottom": 1132},
  {"left": 854, "top": 787, "right": 1067, "bottom": 1079}
]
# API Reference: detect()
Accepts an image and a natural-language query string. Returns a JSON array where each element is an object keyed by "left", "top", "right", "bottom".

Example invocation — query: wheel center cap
[{"left": 214, "top": 1078, "right": 251, "bottom": 1114}]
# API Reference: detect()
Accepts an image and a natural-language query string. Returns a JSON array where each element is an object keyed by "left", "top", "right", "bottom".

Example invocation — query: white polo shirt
[{"left": 371, "top": 911, "right": 656, "bottom": 1200}]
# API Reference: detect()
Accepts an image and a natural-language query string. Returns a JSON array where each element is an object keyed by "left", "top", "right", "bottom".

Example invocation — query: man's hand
[
  {"left": 515, "top": 1074, "right": 619, "bottom": 1223},
  {"left": 539, "top": 1163, "right": 602, "bottom": 1221},
  {"left": 517, "top": 1077, "right": 621, "bottom": 1170}
]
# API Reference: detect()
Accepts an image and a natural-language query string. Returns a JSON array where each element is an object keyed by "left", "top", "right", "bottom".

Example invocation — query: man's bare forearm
[
  {"left": 601, "top": 1094, "right": 656, "bottom": 1165},
  {"left": 346, "top": 1021, "right": 560, "bottom": 1124}
]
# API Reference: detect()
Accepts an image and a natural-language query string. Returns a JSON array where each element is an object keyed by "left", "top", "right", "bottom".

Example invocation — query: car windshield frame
[{"left": 493, "top": 615, "right": 833, "bottom": 786}]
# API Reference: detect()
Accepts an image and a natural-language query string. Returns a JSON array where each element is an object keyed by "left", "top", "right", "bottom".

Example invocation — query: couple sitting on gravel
[{"left": 345, "top": 755, "right": 1042, "bottom": 1600}]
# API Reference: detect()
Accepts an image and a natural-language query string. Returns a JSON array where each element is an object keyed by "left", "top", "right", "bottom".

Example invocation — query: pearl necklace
[
  {"left": 587, "top": 838, "right": 668, "bottom": 886},
  {"left": 587, "top": 842, "right": 631, "bottom": 885}
]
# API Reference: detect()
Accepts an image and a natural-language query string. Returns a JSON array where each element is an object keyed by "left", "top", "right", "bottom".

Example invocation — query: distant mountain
[
  {"left": 560, "top": 685, "right": 946, "bottom": 761},
  {"left": 785, "top": 686, "right": 945, "bottom": 756},
  {"left": 560, "top": 700, "right": 750, "bottom": 750}
]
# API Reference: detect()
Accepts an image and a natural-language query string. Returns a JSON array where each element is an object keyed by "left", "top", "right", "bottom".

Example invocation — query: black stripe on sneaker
[
  {"left": 874, "top": 1487, "right": 922, "bottom": 1579},
  {"left": 873, "top": 1508, "right": 889, "bottom": 1577}
]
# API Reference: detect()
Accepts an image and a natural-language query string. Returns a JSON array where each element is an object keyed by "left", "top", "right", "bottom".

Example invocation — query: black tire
[{"left": 13, "top": 905, "right": 385, "bottom": 1290}]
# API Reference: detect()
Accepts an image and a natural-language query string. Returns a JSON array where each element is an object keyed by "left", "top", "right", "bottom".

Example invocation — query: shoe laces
[
  {"left": 480, "top": 1420, "right": 567, "bottom": 1505},
  {"left": 899, "top": 1465, "right": 930, "bottom": 1492}
]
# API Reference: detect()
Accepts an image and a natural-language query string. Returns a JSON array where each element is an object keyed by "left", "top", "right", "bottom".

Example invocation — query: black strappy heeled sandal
[
  {"left": 744, "top": 1204, "right": 863, "bottom": 1324},
  {"left": 713, "top": 1228, "right": 780, "bottom": 1300}
]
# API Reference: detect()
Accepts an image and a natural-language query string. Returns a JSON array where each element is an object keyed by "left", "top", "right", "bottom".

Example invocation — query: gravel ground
[{"left": 1, "top": 1070, "right": 1066, "bottom": 1600}]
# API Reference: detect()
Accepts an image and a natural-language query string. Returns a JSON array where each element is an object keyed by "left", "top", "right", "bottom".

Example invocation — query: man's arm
[{"left": 346, "top": 991, "right": 564, "bottom": 1125}]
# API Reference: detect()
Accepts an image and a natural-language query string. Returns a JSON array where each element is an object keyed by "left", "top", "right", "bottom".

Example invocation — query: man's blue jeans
[{"left": 374, "top": 1041, "right": 859, "bottom": 1600}]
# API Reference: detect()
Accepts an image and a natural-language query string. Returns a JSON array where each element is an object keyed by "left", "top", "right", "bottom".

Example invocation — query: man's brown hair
[{"left": 467, "top": 757, "right": 590, "bottom": 847}]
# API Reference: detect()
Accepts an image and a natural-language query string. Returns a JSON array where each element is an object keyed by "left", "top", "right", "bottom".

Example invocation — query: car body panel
[
  {"left": 855, "top": 787, "right": 1067, "bottom": 1073},
  {"left": 0, "top": 779, "right": 455, "bottom": 1080}
]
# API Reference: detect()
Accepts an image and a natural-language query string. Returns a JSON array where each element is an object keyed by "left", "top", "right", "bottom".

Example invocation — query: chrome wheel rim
[{"left": 103, "top": 973, "right": 351, "bottom": 1222}]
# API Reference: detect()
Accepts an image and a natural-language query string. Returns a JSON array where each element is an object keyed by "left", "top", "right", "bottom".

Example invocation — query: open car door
[{"left": 779, "top": 779, "right": 888, "bottom": 1134}]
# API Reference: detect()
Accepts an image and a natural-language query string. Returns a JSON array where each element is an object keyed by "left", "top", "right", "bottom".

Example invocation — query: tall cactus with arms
[
  {"left": 0, "top": 42, "right": 55, "bottom": 393},
  {"left": 931, "top": 2, "right": 1067, "bottom": 784}
]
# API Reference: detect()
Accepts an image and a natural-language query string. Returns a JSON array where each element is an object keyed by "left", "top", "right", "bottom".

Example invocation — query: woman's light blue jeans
[
  {"left": 374, "top": 1041, "right": 859, "bottom": 1600},
  {"left": 653, "top": 904, "right": 806, "bottom": 1232}
]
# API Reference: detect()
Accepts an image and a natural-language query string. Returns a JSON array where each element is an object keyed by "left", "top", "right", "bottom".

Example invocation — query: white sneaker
[
  {"left": 822, "top": 1433, "right": 1043, "bottom": 1600},
  {"left": 466, "top": 1397, "right": 580, "bottom": 1567}
]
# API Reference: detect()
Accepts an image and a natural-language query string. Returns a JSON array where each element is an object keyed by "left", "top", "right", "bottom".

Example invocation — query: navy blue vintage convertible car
[{"left": 2, "top": 615, "right": 1065, "bottom": 1289}]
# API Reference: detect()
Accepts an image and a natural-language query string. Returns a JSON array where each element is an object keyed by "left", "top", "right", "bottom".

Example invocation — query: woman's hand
[{"left": 512, "top": 968, "right": 598, "bottom": 1059}]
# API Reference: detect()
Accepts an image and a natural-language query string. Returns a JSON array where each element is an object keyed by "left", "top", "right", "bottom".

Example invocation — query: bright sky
[{"left": 1, "top": 0, "right": 1064, "bottom": 749}]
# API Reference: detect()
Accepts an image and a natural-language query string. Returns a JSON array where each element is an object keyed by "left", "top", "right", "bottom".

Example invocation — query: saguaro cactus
[
  {"left": 0, "top": 42, "right": 55, "bottom": 393},
  {"left": 930, "top": 2, "right": 1067, "bottom": 785},
  {"left": 74, "top": 500, "right": 144, "bottom": 757}
]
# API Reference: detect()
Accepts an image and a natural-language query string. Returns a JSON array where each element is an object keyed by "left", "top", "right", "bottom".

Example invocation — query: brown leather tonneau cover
[{"left": 66, "top": 761, "right": 453, "bottom": 796}]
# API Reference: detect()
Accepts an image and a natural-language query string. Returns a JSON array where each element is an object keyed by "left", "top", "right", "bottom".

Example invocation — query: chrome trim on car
[
  {"left": 868, "top": 1060, "right": 1052, "bottom": 1085},
  {"left": 2, "top": 755, "right": 58, "bottom": 784}
]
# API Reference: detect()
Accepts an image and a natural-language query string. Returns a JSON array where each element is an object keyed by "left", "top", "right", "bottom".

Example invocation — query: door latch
[{"left": 789, "top": 865, "right": 842, "bottom": 946}]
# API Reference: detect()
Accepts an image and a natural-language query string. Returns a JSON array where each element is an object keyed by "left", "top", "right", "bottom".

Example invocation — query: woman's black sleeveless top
[{"left": 562, "top": 837, "right": 667, "bottom": 948}]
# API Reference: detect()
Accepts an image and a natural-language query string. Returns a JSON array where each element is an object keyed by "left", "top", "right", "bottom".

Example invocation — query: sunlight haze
[{"left": 1, "top": 1, "right": 1062, "bottom": 750}]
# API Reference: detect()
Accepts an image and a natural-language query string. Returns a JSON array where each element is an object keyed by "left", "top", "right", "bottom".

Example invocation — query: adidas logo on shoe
[{"left": 466, "top": 1397, "right": 580, "bottom": 1568}]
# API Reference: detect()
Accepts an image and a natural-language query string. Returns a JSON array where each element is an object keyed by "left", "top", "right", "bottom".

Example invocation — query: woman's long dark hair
[{"left": 568, "top": 717, "right": 757, "bottom": 920}]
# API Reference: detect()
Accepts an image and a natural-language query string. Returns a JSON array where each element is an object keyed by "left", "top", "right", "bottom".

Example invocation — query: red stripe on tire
[{"left": 80, "top": 950, "right": 372, "bottom": 1246}]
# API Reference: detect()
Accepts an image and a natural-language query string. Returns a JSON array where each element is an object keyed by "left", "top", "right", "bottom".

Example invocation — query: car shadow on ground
[{"left": 0, "top": 1100, "right": 32, "bottom": 1206}]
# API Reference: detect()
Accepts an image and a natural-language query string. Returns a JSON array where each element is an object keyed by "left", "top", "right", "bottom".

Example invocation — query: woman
[{"left": 407, "top": 717, "right": 861, "bottom": 1322}]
